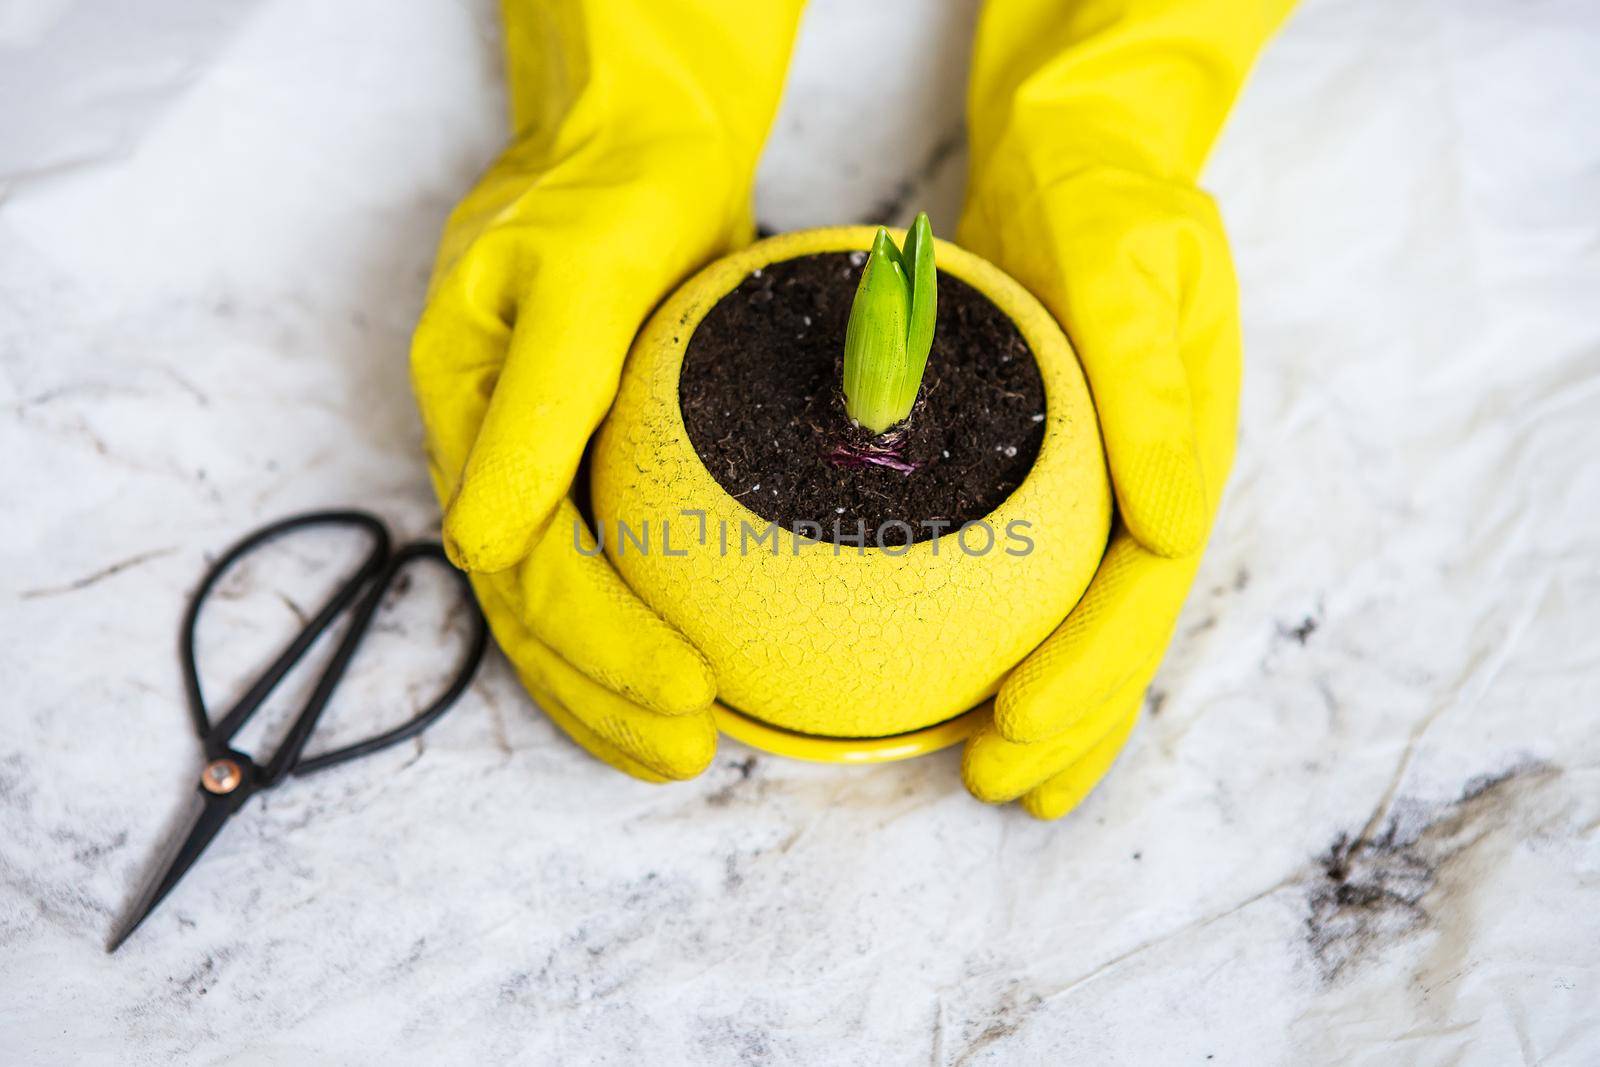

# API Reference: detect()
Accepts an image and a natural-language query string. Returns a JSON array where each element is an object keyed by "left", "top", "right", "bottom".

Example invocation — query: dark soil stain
[
  {"left": 1210, "top": 566, "right": 1250, "bottom": 597},
  {"left": 722, "top": 853, "right": 744, "bottom": 892},
  {"left": 952, "top": 983, "right": 1044, "bottom": 1067},
  {"left": 695, "top": 1015, "right": 779, "bottom": 1066},
  {"left": 1306, "top": 760, "right": 1555, "bottom": 980},
  {"left": 705, "top": 755, "right": 762, "bottom": 808},
  {"left": 1282, "top": 614, "right": 1319, "bottom": 645}
]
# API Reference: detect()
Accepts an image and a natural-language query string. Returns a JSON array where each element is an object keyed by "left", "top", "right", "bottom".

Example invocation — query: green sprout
[{"left": 842, "top": 212, "right": 936, "bottom": 434}]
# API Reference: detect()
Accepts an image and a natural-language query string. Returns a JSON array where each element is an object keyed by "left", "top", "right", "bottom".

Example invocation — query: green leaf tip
[{"left": 842, "top": 213, "right": 937, "bottom": 435}]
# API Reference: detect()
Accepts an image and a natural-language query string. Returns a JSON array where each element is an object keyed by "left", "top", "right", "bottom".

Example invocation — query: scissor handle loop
[
  {"left": 179, "top": 510, "right": 486, "bottom": 786},
  {"left": 291, "top": 542, "right": 488, "bottom": 777}
]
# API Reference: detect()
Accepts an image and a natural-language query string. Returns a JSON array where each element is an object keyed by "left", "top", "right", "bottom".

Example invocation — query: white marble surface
[{"left": 4, "top": 0, "right": 1600, "bottom": 1063}]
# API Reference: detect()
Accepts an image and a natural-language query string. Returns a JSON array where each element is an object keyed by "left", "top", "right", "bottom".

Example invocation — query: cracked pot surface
[{"left": 590, "top": 227, "right": 1111, "bottom": 738}]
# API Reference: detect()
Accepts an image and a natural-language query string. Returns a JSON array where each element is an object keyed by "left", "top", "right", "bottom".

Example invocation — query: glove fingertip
[
  {"left": 525, "top": 664, "right": 717, "bottom": 782},
  {"left": 1114, "top": 441, "right": 1211, "bottom": 559},
  {"left": 656, "top": 718, "right": 719, "bottom": 781},
  {"left": 1020, "top": 787, "right": 1078, "bottom": 822},
  {"left": 1021, "top": 707, "right": 1142, "bottom": 820},
  {"left": 616, "top": 711, "right": 718, "bottom": 781},
  {"left": 525, "top": 682, "right": 671, "bottom": 784},
  {"left": 959, "top": 733, "right": 1029, "bottom": 805},
  {"left": 634, "top": 646, "right": 717, "bottom": 717},
  {"left": 442, "top": 492, "right": 543, "bottom": 574},
  {"left": 960, "top": 769, "right": 1016, "bottom": 807}
]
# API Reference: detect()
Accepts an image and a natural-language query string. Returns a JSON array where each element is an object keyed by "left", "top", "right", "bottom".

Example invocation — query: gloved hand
[
  {"left": 410, "top": 0, "right": 803, "bottom": 780},
  {"left": 957, "top": 0, "right": 1295, "bottom": 818}
]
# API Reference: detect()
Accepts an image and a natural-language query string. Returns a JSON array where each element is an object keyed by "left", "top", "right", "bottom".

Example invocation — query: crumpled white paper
[{"left": 2, "top": 1, "right": 1597, "bottom": 1063}]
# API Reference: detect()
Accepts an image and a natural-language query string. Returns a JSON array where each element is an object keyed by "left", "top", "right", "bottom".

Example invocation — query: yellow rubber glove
[
  {"left": 958, "top": 0, "right": 1295, "bottom": 818},
  {"left": 410, "top": 0, "right": 803, "bottom": 780}
]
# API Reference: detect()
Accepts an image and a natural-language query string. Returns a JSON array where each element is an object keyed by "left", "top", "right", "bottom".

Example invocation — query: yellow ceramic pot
[{"left": 591, "top": 227, "right": 1110, "bottom": 761}]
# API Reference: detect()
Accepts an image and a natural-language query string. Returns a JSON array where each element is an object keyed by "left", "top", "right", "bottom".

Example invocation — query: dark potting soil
[{"left": 679, "top": 251, "right": 1046, "bottom": 545}]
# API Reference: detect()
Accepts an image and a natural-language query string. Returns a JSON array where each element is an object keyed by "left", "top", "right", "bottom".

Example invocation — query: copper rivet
[{"left": 201, "top": 758, "right": 242, "bottom": 795}]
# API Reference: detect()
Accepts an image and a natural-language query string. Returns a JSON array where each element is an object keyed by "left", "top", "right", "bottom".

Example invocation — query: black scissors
[{"left": 107, "top": 510, "right": 489, "bottom": 952}]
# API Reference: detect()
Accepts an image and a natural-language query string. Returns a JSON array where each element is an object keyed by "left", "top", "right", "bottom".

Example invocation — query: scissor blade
[{"left": 106, "top": 791, "right": 236, "bottom": 953}]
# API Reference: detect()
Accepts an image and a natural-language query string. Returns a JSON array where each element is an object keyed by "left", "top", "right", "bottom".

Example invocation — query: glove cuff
[
  {"left": 964, "top": 0, "right": 1296, "bottom": 189},
  {"left": 501, "top": 0, "right": 804, "bottom": 162}
]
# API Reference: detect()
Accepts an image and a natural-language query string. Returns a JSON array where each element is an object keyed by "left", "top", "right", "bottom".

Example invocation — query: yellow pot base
[{"left": 712, "top": 701, "right": 986, "bottom": 764}]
